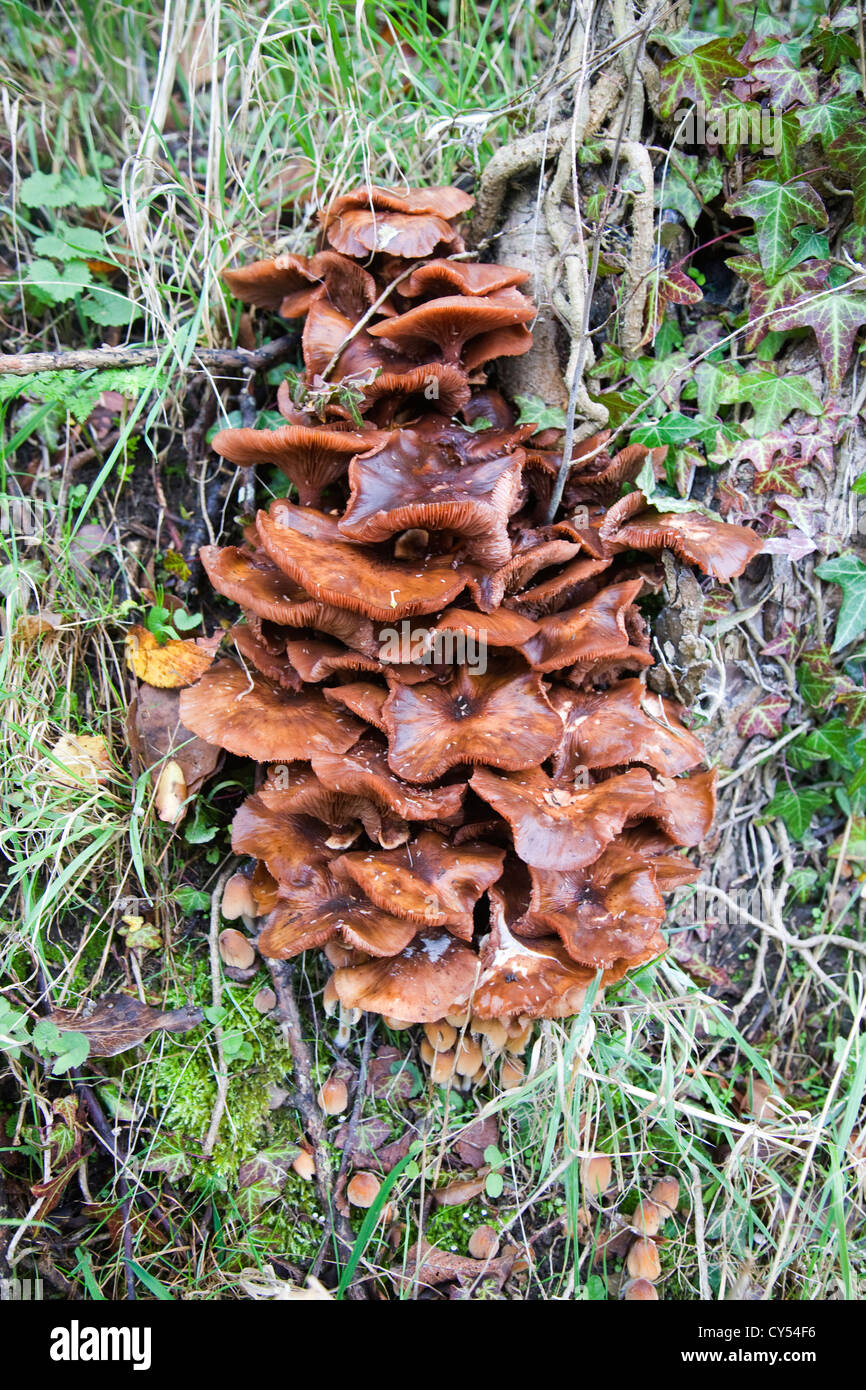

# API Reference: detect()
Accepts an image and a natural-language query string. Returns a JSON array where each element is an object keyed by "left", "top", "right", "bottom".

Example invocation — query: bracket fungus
[{"left": 183, "top": 180, "right": 762, "bottom": 1080}]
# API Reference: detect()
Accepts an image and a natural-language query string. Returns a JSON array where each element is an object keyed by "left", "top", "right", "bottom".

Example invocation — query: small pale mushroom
[
  {"left": 347, "top": 1172, "right": 381, "bottom": 1208},
  {"left": 218, "top": 929, "right": 256, "bottom": 973},
  {"left": 318, "top": 1075, "right": 348, "bottom": 1115},
  {"left": 626, "top": 1236, "right": 662, "bottom": 1283},
  {"left": 222, "top": 872, "right": 257, "bottom": 929}
]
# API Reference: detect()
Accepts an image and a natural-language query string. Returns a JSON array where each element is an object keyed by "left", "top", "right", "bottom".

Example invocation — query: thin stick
[
  {"left": 266, "top": 958, "right": 364, "bottom": 1297},
  {"left": 0, "top": 335, "right": 295, "bottom": 378},
  {"left": 202, "top": 867, "right": 233, "bottom": 1158}
]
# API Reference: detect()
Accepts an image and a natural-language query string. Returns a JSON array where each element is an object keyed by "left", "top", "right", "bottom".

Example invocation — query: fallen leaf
[
  {"left": 125, "top": 625, "right": 216, "bottom": 688},
  {"left": 127, "top": 684, "right": 221, "bottom": 800},
  {"left": 12, "top": 611, "right": 61, "bottom": 644},
  {"left": 392, "top": 1238, "right": 515, "bottom": 1293},
  {"left": 45, "top": 733, "right": 112, "bottom": 788},
  {"left": 118, "top": 915, "right": 162, "bottom": 952},
  {"left": 455, "top": 1115, "right": 500, "bottom": 1169},
  {"left": 432, "top": 1172, "right": 489, "bottom": 1206},
  {"left": 48, "top": 993, "right": 204, "bottom": 1057}
]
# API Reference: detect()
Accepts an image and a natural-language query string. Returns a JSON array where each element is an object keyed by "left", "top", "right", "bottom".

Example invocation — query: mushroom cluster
[{"left": 181, "top": 183, "right": 762, "bottom": 1073}]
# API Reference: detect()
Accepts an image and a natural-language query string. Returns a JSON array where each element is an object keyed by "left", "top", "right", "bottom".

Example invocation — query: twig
[
  {"left": 202, "top": 867, "right": 233, "bottom": 1159},
  {"left": 75, "top": 1082, "right": 178, "bottom": 1244},
  {"left": 335, "top": 1017, "right": 375, "bottom": 1190},
  {"left": 266, "top": 958, "right": 364, "bottom": 1298},
  {"left": 0, "top": 335, "right": 296, "bottom": 378}
]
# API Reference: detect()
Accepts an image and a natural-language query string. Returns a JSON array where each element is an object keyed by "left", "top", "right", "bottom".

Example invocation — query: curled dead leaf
[
  {"left": 127, "top": 685, "right": 221, "bottom": 817},
  {"left": 49, "top": 993, "right": 204, "bottom": 1057},
  {"left": 125, "top": 625, "right": 216, "bottom": 689}
]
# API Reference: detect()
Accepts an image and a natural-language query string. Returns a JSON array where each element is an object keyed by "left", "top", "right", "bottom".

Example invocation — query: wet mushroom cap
[{"left": 179, "top": 661, "right": 363, "bottom": 761}]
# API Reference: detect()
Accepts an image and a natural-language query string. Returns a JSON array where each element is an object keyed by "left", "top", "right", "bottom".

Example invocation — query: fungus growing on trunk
[{"left": 186, "top": 180, "right": 761, "bottom": 1061}]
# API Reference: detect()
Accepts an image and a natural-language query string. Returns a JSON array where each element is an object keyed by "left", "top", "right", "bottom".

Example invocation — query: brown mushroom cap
[
  {"left": 200, "top": 546, "right": 310, "bottom": 625},
  {"left": 522, "top": 837, "right": 683, "bottom": 968},
  {"left": 223, "top": 252, "right": 319, "bottom": 314},
  {"left": 323, "top": 207, "right": 463, "bottom": 259},
  {"left": 549, "top": 679, "right": 705, "bottom": 778},
  {"left": 310, "top": 738, "right": 467, "bottom": 825},
  {"left": 470, "top": 765, "right": 656, "bottom": 870},
  {"left": 518, "top": 579, "right": 653, "bottom": 675},
  {"left": 322, "top": 681, "right": 388, "bottom": 732},
  {"left": 178, "top": 660, "right": 363, "bottom": 761},
  {"left": 323, "top": 185, "right": 475, "bottom": 220},
  {"left": 601, "top": 494, "right": 763, "bottom": 581},
  {"left": 332, "top": 831, "right": 504, "bottom": 936},
  {"left": 470, "top": 893, "right": 597, "bottom": 1020},
  {"left": 432, "top": 606, "right": 540, "bottom": 649},
  {"left": 399, "top": 259, "right": 530, "bottom": 299},
  {"left": 382, "top": 667, "right": 562, "bottom": 783},
  {"left": 301, "top": 296, "right": 415, "bottom": 379},
  {"left": 642, "top": 769, "right": 717, "bottom": 846},
  {"left": 223, "top": 249, "right": 378, "bottom": 319},
  {"left": 230, "top": 624, "right": 299, "bottom": 691},
  {"left": 338, "top": 426, "right": 523, "bottom": 569},
  {"left": 256, "top": 501, "right": 475, "bottom": 621},
  {"left": 211, "top": 423, "right": 381, "bottom": 509},
  {"left": 333, "top": 929, "right": 478, "bottom": 1023},
  {"left": 368, "top": 292, "right": 535, "bottom": 365}
]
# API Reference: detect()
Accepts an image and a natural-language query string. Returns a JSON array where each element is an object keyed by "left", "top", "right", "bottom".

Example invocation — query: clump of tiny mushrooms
[{"left": 182, "top": 180, "right": 760, "bottom": 1085}]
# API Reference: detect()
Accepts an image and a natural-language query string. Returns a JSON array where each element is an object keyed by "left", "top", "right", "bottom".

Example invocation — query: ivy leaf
[
  {"left": 642, "top": 267, "right": 703, "bottom": 346},
  {"left": 778, "top": 229, "right": 830, "bottom": 274},
  {"left": 748, "top": 51, "right": 818, "bottom": 109},
  {"left": 828, "top": 124, "right": 866, "bottom": 224},
  {"left": 513, "top": 395, "right": 567, "bottom": 433},
  {"left": 727, "top": 252, "right": 830, "bottom": 350},
  {"left": 658, "top": 37, "right": 748, "bottom": 119},
  {"left": 732, "top": 370, "right": 822, "bottom": 434},
  {"left": 816, "top": 552, "right": 866, "bottom": 651},
  {"left": 802, "top": 718, "right": 858, "bottom": 769},
  {"left": 764, "top": 787, "right": 832, "bottom": 838},
  {"left": 768, "top": 285, "right": 866, "bottom": 392},
  {"left": 737, "top": 694, "right": 791, "bottom": 739},
  {"left": 797, "top": 94, "right": 863, "bottom": 147},
  {"left": 726, "top": 180, "right": 828, "bottom": 285},
  {"left": 631, "top": 412, "right": 719, "bottom": 447}
]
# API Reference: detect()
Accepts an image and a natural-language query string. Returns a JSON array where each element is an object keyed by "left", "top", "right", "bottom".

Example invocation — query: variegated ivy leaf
[
  {"left": 828, "top": 124, "right": 866, "bottom": 224},
  {"left": 737, "top": 695, "right": 791, "bottom": 739},
  {"left": 746, "top": 50, "right": 819, "bottom": 109},
  {"left": 726, "top": 180, "right": 828, "bottom": 285},
  {"left": 642, "top": 267, "right": 703, "bottom": 347},
  {"left": 768, "top": 285, "right": 866, "bottom": 392},
  {"left": 732, "top": 370, "right": 823, "bottom": 434},
  {"left": 816, "top": 552, "right": 866, "bottom": 652},
  {"left": 797, "top": 94, "right": 863, "bottom": 147},
  {"left": 658, "top": 37, "right": 748, "bottom": 120},
  {"left": 726, "top": 252, "right": 830, "bottom": 350}
]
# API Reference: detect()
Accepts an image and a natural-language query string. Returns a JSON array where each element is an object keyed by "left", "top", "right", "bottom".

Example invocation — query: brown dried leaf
[
  {"left": 127, "top": 685, "right": 221, "bottom": 799},
  {"left": 49, "top": 993, "right": 204, "bottom": 1058}
]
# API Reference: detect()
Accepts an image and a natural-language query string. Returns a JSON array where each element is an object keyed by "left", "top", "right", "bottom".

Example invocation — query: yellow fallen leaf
[
  {"left": 47, "top": 734, "right": 112, "bottom": 787},
  {"left": 125, "top": 625, "right": 215, "bottom": 688}
]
